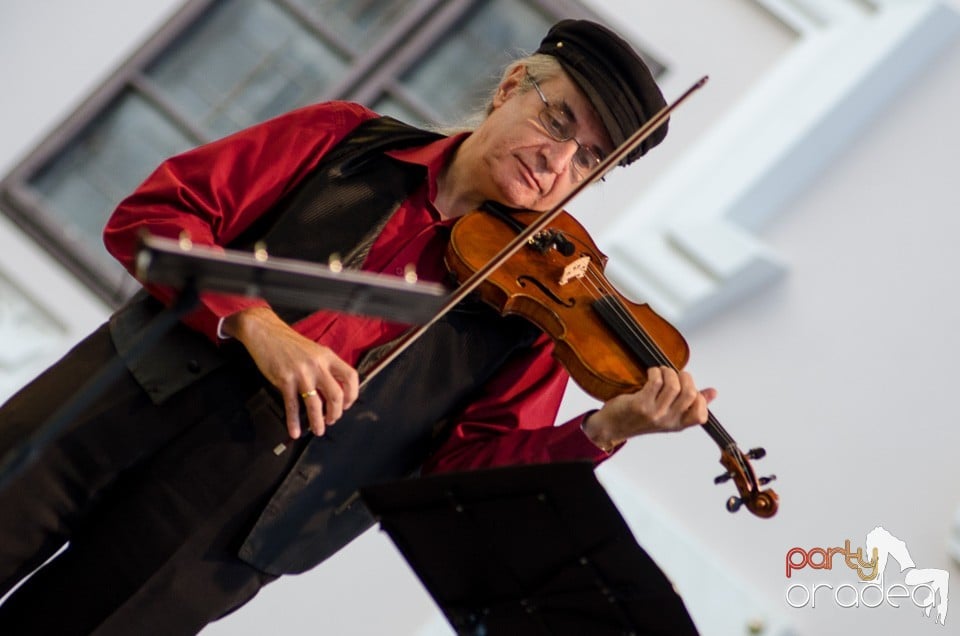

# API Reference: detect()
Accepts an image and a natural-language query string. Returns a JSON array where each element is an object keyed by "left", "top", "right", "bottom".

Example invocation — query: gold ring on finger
[{"left": 300, "top": 389, "right": 318, "bottom": 399}]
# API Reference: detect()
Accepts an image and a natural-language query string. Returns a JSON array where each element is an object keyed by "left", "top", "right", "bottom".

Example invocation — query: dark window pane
[
  {"left": 400, "top": 0, "right": 553, "bottom": 123},
  {"left": 147, "top": 0, "right": 348, "bottom": 137},
  {"left": 287, "top": 0, "right": 418, "bottom": 45},
  {"left": 28, "top": 91, "right": 193, "bottom": 277}
]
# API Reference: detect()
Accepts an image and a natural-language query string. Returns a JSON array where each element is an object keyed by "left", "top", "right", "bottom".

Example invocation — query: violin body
[{"left": 447, "top": 209, "right": 688, "bottom": 402}]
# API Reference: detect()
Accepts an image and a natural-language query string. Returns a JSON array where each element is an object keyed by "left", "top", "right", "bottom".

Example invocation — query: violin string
[
  {"left": 530, "top": 245, "right": 745, "bottom": 462},
  {"left": 577, "top": 262, "right": 749, "bottom": 476},
  {"left": 574, "top": 264, "right": 667, "bottom": 365},
  {"left": 573, "top": 260, "right": 736, "bottom": 448},
  {"left": 545, "top": 248, "right": 754, "bottom": 490}
]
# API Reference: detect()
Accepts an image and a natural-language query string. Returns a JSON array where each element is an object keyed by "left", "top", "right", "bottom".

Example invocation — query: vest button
[{"left": 187, "top": 359, "right": 202, "bottom": 374}]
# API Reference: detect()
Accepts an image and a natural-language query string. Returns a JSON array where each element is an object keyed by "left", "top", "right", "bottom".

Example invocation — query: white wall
[{"left": 1, "top": 1, "right": 959, "bottom": 635}]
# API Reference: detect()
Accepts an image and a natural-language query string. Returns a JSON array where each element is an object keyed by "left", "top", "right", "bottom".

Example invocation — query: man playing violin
[{"left": 0, "top": 19, "right": 715, "bottom": 634}]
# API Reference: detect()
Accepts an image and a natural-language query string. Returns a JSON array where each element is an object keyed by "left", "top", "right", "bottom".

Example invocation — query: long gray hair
[{"left": 436, "top": 53, "right": 565, "bottom": 134}]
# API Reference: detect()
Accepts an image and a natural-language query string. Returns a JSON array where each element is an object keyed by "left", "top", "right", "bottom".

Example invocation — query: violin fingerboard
[{"left": 591, "top": 295, "right": 666, "bottom": 368}]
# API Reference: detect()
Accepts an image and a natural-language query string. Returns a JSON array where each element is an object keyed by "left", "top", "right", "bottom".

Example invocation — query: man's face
[{"left": 473, "top": 66, "right": 613, "bottom": 212}]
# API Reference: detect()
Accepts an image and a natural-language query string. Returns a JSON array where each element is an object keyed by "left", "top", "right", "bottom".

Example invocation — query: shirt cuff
[
  {"left": 545, "top": 412, "right": 623, "bottom": 464},
  {"left": 216, "top": 316, "right": 231, "bottom": 341}
]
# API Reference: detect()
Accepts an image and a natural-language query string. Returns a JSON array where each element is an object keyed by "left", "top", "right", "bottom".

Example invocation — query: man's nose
[{"left": 541, "top": 138, "right": 578, "bottom": 175}]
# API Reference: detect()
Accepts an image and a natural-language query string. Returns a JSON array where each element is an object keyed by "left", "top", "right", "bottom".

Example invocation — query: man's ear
[{"left": 492, "top": 64, "right": 527, "bottom": 109}]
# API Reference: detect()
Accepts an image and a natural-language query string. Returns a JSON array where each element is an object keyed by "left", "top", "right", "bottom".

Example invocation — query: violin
[
  {"left": 446, "top": 207, "right": 778, "bottom": 518},
  {"left": 360, "top": 76, "right": 778, "bottom": 518}
]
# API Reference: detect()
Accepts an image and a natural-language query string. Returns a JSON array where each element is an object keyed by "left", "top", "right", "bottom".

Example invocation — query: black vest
[{"left": 108, "top": 117, "right": 542, "bottom": 574}]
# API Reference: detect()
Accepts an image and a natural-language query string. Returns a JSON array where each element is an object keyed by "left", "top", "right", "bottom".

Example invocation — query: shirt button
[{"left": 395, "top": 267, "right": 403, "bottom": 275}]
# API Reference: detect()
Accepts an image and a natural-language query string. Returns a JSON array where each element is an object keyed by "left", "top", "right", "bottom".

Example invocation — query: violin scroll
[{"left": 718, "top": 446, "right": 779, "bottom": 518}]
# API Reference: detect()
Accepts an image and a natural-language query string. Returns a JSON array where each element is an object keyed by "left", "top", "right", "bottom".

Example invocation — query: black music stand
[
  {"left": 135, "top": 234, "right": 447, "bottom": 323},
  {"left": 361, "top": 462, "right": 699, "bottom": 636}
]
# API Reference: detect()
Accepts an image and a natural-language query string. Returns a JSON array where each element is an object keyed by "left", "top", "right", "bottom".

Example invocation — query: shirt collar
[{"left": 386, "top": 131, "right": 470, "bottom": 214}]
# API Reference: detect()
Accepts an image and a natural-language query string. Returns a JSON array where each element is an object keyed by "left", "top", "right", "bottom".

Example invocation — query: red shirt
[{"left": 103, "top": 101, "right": 612, "bottom": 473}]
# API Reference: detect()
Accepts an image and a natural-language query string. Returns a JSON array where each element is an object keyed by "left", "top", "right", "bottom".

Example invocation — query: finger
[
  {"left": 315, "top": 372, "right": 345, "bottom": 425},
  {"left": 654, "top": 366, "right": 681, "bottom": 414},
  {"left": 681, "top": 394, "right": 709, "bottom": 427},
  {"left": 675, "top": 371, "right": 700, "bottom": 413},
  {"left": 329, "top": 358, "right": 359, "bottom": 410},
  {"left": 301, "top": 388, "right": 327, "bottom": 436},
  {"left": 284, "top": 390, "right": 302, "bottom": 439},
  {"left": 682, "top": 387, "right": 718, "bottom": 427},
  {"left": 641, "top": 366, "right": 664, "bottom": 399}
]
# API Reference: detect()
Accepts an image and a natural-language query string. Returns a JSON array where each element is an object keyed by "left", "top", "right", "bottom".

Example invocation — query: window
[{"left": 0, "top": 0, "right": 664, "bottom": 305}]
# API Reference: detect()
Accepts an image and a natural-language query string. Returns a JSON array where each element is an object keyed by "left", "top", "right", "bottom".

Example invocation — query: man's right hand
[{"left": 222, "top": 307, "right": 359, "bottom": 439}]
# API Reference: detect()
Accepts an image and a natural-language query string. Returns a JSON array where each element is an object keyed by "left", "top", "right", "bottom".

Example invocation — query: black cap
[{"left": 536, "top": 19, "right": 667, "bottom": 165}]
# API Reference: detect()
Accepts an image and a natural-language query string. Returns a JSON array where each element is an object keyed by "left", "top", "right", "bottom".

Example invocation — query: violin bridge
[{"left": 559, "top": 256, "right": 590, "bottom": 286}]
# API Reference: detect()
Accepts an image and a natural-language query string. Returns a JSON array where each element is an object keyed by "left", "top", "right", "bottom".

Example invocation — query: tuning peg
[
  {"left": 726, "top": 496, "right": 743, "bottom": 513},
  {"left": 553, "top": 231, "right": 575, "bottom": 256},
  {"left": 253, "top": 241, "right": 269, "bottom": 262},
  {"left": 759, "top": 474, "right": 777, "bottom": 486},
  {"left": 746, "top": 447, "right": 766, "bottom": 460},
  {"left": 714, "top": 472, "right": 732, "bottom": 485},
  {"left": 178, "top": 231, "right": 193, "bottom": 250}
]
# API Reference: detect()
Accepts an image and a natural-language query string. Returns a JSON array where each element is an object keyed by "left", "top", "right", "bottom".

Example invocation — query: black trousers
[{"left": 0, "top": 324, "right": 305, "bottom": 635}]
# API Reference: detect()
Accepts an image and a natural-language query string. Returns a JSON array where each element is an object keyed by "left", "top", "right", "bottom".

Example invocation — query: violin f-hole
[{"left": 516, "top": 275, "right": 576, "bottom": 308}]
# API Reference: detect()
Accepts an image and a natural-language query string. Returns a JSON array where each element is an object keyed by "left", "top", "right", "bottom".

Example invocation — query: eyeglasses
[{"left": 528, "top": 76, "right": 603, "bottom": 181}]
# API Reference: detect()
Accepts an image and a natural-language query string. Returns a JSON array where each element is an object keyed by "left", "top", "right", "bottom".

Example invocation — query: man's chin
[{"left": 495, "top": 182, "right": 539, "bottom": 211}]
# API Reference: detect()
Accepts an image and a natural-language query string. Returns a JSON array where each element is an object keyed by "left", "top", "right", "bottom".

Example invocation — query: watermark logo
[{"left": 785, "top": 526, "right": 949, "bottom": 626}]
